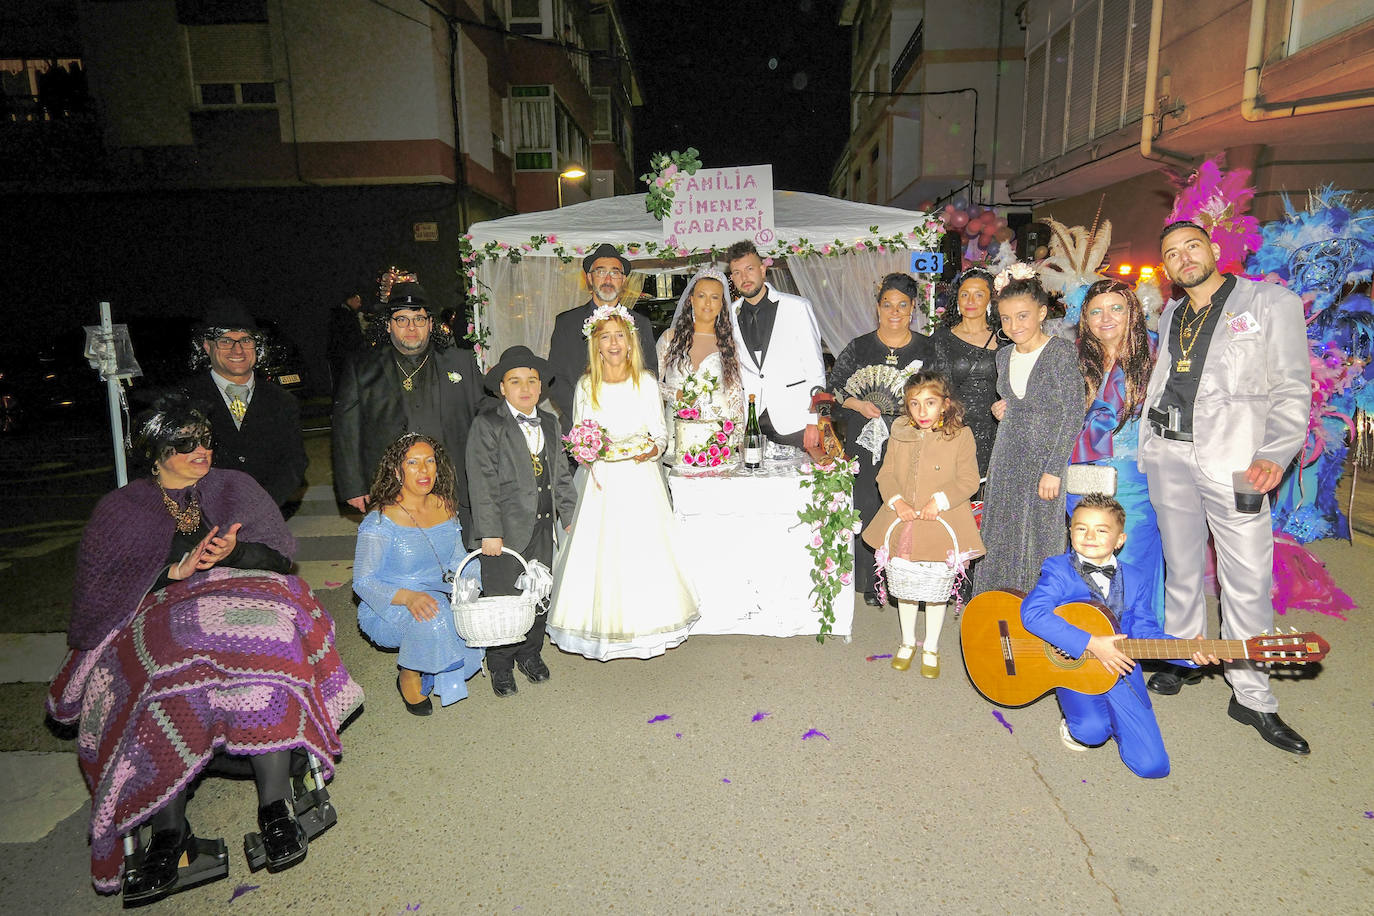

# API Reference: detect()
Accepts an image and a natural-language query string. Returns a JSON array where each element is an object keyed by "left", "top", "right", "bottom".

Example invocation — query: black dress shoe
[
  {"left": 863, "top": 591, "right": 883, "bottom": 607},
  {"left": 122, "top": 822, "right": 190, "bottom": 906},
  {"left": 491, "top": 669, "right": 518, "bottom": 697},
  {"left": 516, "top": 655, "right": 551, "bottom": 683},
  {"left": 1146, "top": 663, "right": 1205, "bottom": 696},
  {"left": 1228, "top": 697, "right": 1310, "bottom": 755},
  {"left": 396, "top": 674, "right": 432, "bottom": 716},
  {"left": 257, "top": 798, "right": 308, "bottom": 872}
]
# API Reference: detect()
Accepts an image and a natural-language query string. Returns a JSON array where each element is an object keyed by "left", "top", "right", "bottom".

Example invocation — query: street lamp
[{"left": 557, "top": 165, "right": 586, "bottom": 208}]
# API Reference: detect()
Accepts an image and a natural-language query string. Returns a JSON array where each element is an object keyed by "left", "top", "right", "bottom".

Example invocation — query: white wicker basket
[
  {"left": 451, "top": 547, "right": 539, "bottom": 648},
  {"left": 881, "top": 517, "right": 961, "bottom": 603}
]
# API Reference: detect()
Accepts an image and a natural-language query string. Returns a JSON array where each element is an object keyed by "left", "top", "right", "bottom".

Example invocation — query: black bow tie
[
  {"left": 1081, "top": 562, "right": 1117, "bottom": 580},
  {"left": 516, "top": 413, "right": 540, "bottom": 427}
]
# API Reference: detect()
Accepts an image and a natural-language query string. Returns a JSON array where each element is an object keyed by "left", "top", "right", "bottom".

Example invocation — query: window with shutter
[
  {"left": 1066, "top": 6, "right": 1100, "bottom": 150},
  {"left": 1093, "top": 0, "right": 1130, "bottom": 138},
  {"left": 187, "top": 23, "right": 275, "bottom": 107},
  {"left": 1022, "top": 43, "right": 1046, "bottom": 168}
]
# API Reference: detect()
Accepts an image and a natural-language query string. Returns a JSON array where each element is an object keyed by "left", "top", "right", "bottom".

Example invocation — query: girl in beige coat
[{"left": 863, "top": 371, "right": 985, "bottom": 676}]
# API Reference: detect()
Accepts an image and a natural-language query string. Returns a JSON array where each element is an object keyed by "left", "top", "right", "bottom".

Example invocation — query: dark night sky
[{"left": 619, "top": 0, "right": 852, "bottom": 193}]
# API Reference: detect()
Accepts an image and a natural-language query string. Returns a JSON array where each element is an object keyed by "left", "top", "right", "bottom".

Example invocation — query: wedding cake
[{"left": 673, "top": 413, "right": 741, "bottom": 469}]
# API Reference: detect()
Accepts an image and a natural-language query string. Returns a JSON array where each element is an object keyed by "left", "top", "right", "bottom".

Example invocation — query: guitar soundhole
[{"left": 1041, "top": 643, "right": 1088, "bottom": 671}]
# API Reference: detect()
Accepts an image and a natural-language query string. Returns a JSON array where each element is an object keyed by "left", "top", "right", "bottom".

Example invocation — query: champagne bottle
[{"left": 744, "top": 394, "right": 763, "bottom": 469}]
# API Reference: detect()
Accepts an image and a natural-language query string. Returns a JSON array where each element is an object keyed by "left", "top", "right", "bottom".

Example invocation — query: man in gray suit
[{"left": 1139, "top": 221, "right": 1311, "bottom": 754}]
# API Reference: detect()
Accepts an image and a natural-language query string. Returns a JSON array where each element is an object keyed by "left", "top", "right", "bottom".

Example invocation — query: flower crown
[
  {"left": 582, "top": 304, "right": 637, "bottom": 338},
  {"left": 993, "top": 261, "right": 1038, "bottom": 293}
]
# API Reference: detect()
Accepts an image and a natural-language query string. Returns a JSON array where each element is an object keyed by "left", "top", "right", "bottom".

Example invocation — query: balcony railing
[{"left": 891, "top": 21, "right": 924, "bottom": 89}]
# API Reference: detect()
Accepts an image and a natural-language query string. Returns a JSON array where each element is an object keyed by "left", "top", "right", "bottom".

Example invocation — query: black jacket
[
  {"left": 331, "top": 344, "right": 485, "bottom": 512},
  {"left": 185, "top": 372, "right": 308, "bottom": 508},
  {"left": 466, "top": 402, "right": 577, "bottom": 549}
]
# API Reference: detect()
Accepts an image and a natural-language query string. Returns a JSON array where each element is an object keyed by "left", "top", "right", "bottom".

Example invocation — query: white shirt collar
[
  {"left": 506, "top": 402, "right": 538, "bottom": 423},
  {"left": 210, "top": 370, "right": 254, "bottom": 396}
]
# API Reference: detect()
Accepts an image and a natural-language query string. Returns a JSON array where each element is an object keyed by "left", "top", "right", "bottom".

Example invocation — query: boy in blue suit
[{"left": 1021, "top": 494, "right": 1220, "bottom": 778}]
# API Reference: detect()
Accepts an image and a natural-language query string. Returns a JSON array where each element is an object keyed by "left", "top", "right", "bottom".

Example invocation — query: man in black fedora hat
[
  {"left": 332, "top": 281, "right": 486, "bottom": 534},
  {"left": 184, "top": 297, "right": 307, "bottom": 510},
  {"left": 466, "top": 345, "right": 576, "bottom": 696},
  {"left": 546, "top": 242, "right": 658, "bottom": 422}
]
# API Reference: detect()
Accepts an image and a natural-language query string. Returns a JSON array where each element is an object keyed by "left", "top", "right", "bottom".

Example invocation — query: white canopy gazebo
[{"left": 462, "top": 190, "right": 943, "bottom": 367}]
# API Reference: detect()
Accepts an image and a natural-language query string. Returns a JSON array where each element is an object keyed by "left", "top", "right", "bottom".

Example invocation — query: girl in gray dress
[{"left": 972, "top": 268, "right": 1086, "bottom": 594}]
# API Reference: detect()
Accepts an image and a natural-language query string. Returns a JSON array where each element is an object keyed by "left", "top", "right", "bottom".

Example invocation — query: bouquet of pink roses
[{"left": 562, "top": 419, "right": 609, "bottom": 465}]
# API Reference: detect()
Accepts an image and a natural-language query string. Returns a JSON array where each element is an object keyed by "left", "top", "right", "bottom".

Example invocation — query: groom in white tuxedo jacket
[{"left": 726, "top": 240, "right": 825, "bottom": 448}]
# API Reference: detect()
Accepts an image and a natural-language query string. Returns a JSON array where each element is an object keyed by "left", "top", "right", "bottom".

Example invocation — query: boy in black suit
[{"left": 466, "top": 346, "right": 577, "bottom": 697}]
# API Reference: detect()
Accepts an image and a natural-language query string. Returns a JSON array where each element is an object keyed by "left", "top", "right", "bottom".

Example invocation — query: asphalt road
[{"left": 1, "top": 412, "right": 1371, "bottom": 913}]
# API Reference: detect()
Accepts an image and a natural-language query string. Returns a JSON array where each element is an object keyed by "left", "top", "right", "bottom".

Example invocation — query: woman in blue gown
[
  {"left": 1068, "top": 279, "right": 1166, "bottom": 624},
  {"left": 353, "top": 433, "right": 484, "bottom": 715}
]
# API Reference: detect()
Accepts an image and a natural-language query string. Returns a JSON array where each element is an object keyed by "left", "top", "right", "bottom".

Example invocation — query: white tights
[{"left": 898, "top": 600, "right": 946, "bottom": 657}]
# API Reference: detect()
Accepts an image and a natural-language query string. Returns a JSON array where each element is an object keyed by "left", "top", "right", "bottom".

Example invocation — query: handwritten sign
[
  {"left": 665, "top": 165, "right": 774, "bottom": 252},
  {"left": 909, "top": 251, "right": 944, "bottom": 274}
]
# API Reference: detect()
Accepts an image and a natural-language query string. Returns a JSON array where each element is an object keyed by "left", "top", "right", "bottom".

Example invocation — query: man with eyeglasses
[
  {"left": 546, "top": 242, "right": 658, "bottom": 422},
  {"left": 184, "top": 298, "right": 307, "bottom": 510},
  {"left": 332, "top": 281, "right": 484, "bottom": 533}
]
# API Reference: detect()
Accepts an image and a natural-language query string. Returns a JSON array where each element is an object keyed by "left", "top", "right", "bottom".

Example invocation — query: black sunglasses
[{"left": 168, "top": 433, "right": 214, "bottom": 454}]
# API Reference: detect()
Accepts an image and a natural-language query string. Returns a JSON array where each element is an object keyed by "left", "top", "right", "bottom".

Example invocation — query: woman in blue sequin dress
[{"left": 353, "top": 434, "right": 484, "bottom": 714}]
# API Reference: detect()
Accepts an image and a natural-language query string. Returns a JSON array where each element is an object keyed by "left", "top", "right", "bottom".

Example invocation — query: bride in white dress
[
  {"left": 656, "top": 266, "right": 745, "bottom": 448},
  {"left": 547, "top": 306, "right": 699, "bottom": 660}
]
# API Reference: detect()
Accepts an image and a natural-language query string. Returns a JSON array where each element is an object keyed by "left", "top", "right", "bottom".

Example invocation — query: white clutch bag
[{"left": 1065, "top": 463, "right": 1117, "bottom": 497}]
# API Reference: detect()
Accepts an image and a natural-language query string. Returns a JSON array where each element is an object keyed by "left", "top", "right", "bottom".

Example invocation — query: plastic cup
[{"left": 1232, "top": 471, "right": 1264, "bottom": 514}]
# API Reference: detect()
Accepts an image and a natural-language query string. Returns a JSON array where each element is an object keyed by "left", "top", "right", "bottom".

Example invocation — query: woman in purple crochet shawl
[{"left": 46, "top": 396, "right": 363, "bottom": 904}]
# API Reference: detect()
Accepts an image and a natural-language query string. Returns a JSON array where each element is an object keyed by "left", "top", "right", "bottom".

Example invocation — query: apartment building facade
[
  {"left": 828, "top": 0, "right": 1027, "bottom": 212},
  {"left": 1008, "top": 0, "right": 1374, "bottom": 275}
]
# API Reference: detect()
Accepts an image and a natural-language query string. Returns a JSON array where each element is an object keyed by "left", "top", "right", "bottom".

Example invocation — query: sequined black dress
[{"left": 929, "top": 326, "right": 1004, "bottom": 479}]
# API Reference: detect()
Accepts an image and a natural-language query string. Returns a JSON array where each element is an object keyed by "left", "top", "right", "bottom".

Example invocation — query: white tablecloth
[{"left": 668, "top": 461, "right": 855, "bottom": 638}]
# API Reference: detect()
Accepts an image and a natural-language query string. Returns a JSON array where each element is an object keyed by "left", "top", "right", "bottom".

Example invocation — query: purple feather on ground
[
  {"left": 722, "top": 778, "right": 731, "bottom": 783},
  {"left": 992, "top": 711, "right": 1013, "bottom": 734},
  {"left": 866, "top": 654, "right": 893, "bottom": 661},
  {"left": 1364, "top": 811, "right": 1374, "bottom": 818},
  {"left": 802, "top": 729, "right": 829, "bottom": 741},
  {"left": 229, "top": 884, "right": 260, "bottom": 902},
  {"left": 647, "top": 714, "right": 672, "bottom": 723},
  {"left": 751, "top": 711, "right": 770, "bottom": 722},
  {"left": 675, "top": 732, "right": 682, "bottom": 738}
]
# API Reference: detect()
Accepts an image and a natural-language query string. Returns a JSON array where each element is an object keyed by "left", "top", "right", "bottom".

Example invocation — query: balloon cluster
[{"left": 919, "top": 198, "right": 1015, "bottom": 267}]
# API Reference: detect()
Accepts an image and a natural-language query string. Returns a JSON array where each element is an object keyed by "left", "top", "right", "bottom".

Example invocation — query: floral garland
[
  {"left": 679, "top": 418, "right": 736, "bottom": 468},
  {"left": 581, "top": 303, "right": 637, "bottom": 338},
  {"left": 459, "top": 218, "right": 946, "bottom": 363},
  {"left": 797, "top": 457, "right": 862, "bottom": 643},
  {"left": 639, "top": 147, "right": 702, "bottom": 220}
]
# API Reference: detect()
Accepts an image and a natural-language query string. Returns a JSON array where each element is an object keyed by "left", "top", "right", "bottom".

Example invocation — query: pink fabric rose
[
  {"left": 721, "top": 420, "right": 735, "bottom": 434},
  {"left": 715, "top": 432, "right": 727, "bottom": 444}
]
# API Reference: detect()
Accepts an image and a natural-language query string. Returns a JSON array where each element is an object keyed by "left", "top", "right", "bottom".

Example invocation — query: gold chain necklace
[
  {"left": 395, "top": 353, "right": 431, "bottom": 392},
  {"left": 879, "top": 330, "right": 913, "bottom": 366},
  {"left": 157, "top": 481, "right": 202, "bottom": 534},
  {"left": 1175, "top": 301, "right": 1215, "bottom": 373}
]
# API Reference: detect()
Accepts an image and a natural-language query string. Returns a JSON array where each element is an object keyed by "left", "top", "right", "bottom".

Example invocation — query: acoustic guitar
[{"left": 960, "top": 589, "right": 1329, "bottom": 707}]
